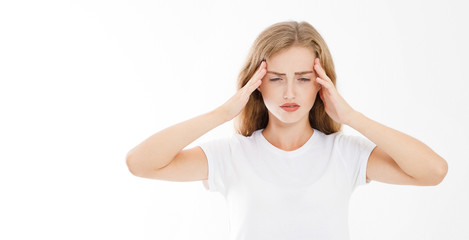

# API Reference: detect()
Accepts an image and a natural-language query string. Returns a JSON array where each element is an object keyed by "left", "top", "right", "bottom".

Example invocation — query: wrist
[
  {"left": 344, "top": 110, "right": 362, "bottom": 127},
  {"left": 210, "top": 106, "right": 231, "bottom": 124}
]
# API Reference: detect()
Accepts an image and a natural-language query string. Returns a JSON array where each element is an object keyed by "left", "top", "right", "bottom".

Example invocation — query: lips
[
  {"left": 281, "top": 103, "right": 299, "bottom": 107},
  {"left": 280, "top": 103, "right": 300, "bottom": 112}
]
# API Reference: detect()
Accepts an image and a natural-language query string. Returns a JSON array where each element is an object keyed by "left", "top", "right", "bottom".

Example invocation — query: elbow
[
  {"left": 413, "top": 158, "right": 448, "bottom": 186},
  {"left": 126, "top": 151, "right": 139, "bottom": 177},
  {"left": 433, "top": 158, "right": 448, "bottom": 185},
  {"left": 424, "top": 158, "right": 448, "bottom": 186},
  {"left": 126, "top": 151, "right": 160, "bottom": 178}
]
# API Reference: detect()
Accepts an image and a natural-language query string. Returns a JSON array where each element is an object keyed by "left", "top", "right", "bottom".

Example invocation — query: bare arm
[
  {"left": 126, "top": 109, "right": 227, "bottom": 175},
  {"left": 126, "top": 61, "right": 266, "bottom": 177},
  {"left": 313, "top": 57, "right": 447, "bottom": 186},
  {"left": 346, "top": 111, "right": 448, "bottom": 185}
]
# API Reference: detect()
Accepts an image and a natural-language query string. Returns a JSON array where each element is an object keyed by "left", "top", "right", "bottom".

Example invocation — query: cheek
[
  {"left": 259, "top": 88, "right": 276, "bottom": 102},
  {"left": 301, "top": 84, "right": 319, "bottom": 102},
  {"left": 259, "top": 87, "right": 281, "bottom": 108},
  {"left": 259, "top": 82, "right": 278, "bottom": 95}
]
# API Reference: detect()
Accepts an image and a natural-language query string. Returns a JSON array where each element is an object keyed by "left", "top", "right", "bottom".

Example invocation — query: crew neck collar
[{"left": 255, "top": 128, "right": 319, "bottom": 157}]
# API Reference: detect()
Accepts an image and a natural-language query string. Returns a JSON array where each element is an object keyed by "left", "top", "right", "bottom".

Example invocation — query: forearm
[
  {"left": 346, "top": 111, "right": 448, "bottom": 181},
  {"left": 126, "top": 107, "right": 228, "bottom": 171}
]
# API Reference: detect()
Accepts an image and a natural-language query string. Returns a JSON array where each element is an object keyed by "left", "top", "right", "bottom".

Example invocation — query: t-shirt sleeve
[
  {"left": 336, "top": 133, "right": 377, "bottom": 190},
  {"left": 198, "top": 136, "right": 233, "bottom": 194}
]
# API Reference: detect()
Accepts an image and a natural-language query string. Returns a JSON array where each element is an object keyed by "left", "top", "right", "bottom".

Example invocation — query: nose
[{"left": 283, "top": 80, "right": 296, "bottom": 100}]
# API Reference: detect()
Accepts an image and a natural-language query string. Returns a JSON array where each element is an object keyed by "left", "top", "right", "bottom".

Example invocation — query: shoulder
[
  {"left": 312, "top": 130, "right": 372, "bottom": 155},
  {"left": 330, "top": 131, "right": 376, "bottom": 159},
  {"left": 335, "top": 132, "right": 373, "bottom": 148},
  {"left": 313, "top": 129, "right": 341, "bottom": 146},
  {"left": 233, "top": 129, "right": 262, "bottom": 142},
  {"left": 200, "top": 130, "right": 259, "bottom": 148},
  {"left": 326, "top": 131, "right": 366, "bottom": 146}
]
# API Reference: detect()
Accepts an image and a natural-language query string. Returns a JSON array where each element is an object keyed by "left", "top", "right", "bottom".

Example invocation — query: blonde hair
[{"left": 234, "top": 21, "right": 342, "bottom": 136}]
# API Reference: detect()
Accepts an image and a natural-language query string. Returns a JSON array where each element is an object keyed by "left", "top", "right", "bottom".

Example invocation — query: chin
[{"left": 270, "top": 110, "right": 308, "bottom": 125}]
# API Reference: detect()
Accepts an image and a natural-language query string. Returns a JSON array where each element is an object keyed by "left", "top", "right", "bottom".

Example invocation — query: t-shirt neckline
[{"left": 256, "top": 128, "right": 319, "bottom": 157}]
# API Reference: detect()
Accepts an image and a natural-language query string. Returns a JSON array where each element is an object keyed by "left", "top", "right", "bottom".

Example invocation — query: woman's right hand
[{"left": 217, "top": 60, "right": 267, "bottom": 121}]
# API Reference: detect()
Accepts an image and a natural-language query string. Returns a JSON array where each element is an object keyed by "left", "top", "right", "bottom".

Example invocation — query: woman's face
[{"left": 259, "top": 46, "right": 321, "bottom": 125}]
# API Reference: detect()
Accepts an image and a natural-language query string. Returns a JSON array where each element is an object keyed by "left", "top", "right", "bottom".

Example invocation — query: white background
[{"left": 1, "top": 0, "right": 468, "bottom": 239}]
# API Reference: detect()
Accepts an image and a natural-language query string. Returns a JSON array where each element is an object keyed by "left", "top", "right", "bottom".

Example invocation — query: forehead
[{"left": 267, "top": 46, "right": 316, "bottom": 72}]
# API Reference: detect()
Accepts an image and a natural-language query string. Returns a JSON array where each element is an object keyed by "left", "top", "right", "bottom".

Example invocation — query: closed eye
[{"left": 269, "top": 78, "right": 310, "bottom": 82}]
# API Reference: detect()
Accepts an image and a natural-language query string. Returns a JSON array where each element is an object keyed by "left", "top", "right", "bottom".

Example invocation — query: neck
[{"left": 262, "top": 116, "right": 314, "bottom": 151}]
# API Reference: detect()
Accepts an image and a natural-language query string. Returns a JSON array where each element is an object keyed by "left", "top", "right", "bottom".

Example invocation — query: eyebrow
[{"left": 267, "top": 71, "right": 314, "bottom": 76}]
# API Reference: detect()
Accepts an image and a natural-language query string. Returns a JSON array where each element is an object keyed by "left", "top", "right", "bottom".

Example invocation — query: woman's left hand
[{"left": 314, "top": 58, "right": 356, "bottom": 125}]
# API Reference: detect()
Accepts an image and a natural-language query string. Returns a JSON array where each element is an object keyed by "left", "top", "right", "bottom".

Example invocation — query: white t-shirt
[{"left": 199, "top": 128, "right": 376, "bottom": 240}]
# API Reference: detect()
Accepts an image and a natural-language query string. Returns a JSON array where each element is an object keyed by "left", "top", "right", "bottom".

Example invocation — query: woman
[{"left": 126, "top": 21, "right": 448, "bottom": 240}]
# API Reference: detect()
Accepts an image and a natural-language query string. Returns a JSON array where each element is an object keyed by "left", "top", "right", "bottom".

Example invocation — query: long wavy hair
[{"left": 234, "top": 21, "right": 342, "bottom": 136}]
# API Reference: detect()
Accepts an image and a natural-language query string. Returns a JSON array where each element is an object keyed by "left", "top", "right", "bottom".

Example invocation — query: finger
[
  {"left": 242, "top": 79, "right": 262, "bottom": 97},
  {"left": 250, "top": 78, "right": 262, "bottom": 92},
  {"left": 249, "top": 61, "right": 265, "bottom": 82},
  {"left": 313, "top": 59, "right": 326, "bottom": 79},
  {"left": 254, "top": 60, "right": 266, "bottom": 75},
  {"left": 257, "top": 61, "right": 266, "bottom": 77},
  {"left": 246, "top": 61, "right": 266, "bottom": 88},
  {"left": 248, "top": 69, "right": 265, "bottom": 90},
  {"left": 316, "top": 77, "right": 332, "bottom": 90},
  {"left": 319, "top": 89, "right": 325, "bottom": 103},
  {"left": 314, "top": 58, "right": 332, "bottom": 84},
  {"left": 256, "top": 60, "right": 266, "bottom": 77}
]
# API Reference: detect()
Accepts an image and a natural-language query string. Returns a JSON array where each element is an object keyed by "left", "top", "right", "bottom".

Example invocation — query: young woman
[{"left": 126, "top": 21, "right": 448, "bottom": 240}]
